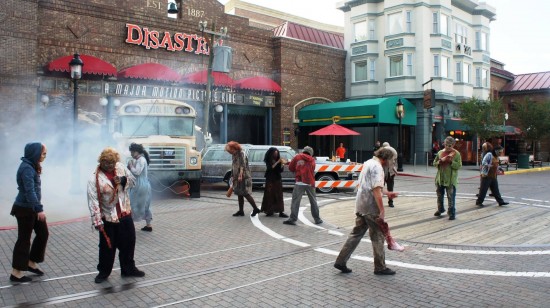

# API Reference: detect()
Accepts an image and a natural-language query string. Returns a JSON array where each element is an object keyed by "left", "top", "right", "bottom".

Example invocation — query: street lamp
[
  {"left": 69, "top": 53, "right": 83, "bottom": 193},
  {"left": 503, "top": 112, "right": 509, "bottom": 154},
  {"left": 396, "top": 99, "right": 404, "bottom": 172}
]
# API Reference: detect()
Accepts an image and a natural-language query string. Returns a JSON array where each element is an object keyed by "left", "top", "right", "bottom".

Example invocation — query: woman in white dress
[{"left": 128, "top": 143, "right": 153, "bottom": 231}]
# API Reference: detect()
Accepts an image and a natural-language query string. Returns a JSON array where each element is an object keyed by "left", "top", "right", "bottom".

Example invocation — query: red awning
[
  {"left": 46, "top": 54, "right": 117, "bottom": 76},
  {"left": 181, "top": 70, "right": 234, "bottom": 87},
  {"left": 235, "top": 76, "right": 281, "bottom": 93},
  {"left": 117, "top": 63, "right": 181, "bottom": 82}
]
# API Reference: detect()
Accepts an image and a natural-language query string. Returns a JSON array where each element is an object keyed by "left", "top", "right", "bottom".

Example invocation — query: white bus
[{"left": 115, "top": 99, "right": 202, "bottom": 197}]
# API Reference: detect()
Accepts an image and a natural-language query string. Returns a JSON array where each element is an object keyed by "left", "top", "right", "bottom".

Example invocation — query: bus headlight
[{"left": 190, "top": 157, "right": 198, "bottom": 165}]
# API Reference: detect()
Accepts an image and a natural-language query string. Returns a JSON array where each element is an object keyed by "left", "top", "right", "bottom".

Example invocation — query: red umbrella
[
  {"left": 309, "top": 123, "right": 360, "bottom": 136},
  {"left": 309, "top": 123, "right": 360, "bottom": 158}
]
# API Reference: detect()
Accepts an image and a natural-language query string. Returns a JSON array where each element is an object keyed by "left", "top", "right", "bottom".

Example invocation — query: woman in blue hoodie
[{"left": 10, "top": 142, "right": 49, "bottom": 283}]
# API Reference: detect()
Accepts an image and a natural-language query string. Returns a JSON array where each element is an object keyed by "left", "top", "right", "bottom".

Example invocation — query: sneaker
[
  {"left": 334, "top": 264, "right": 352, "bottom": 273},
  {"left": 374, "top": 268, "right": 396, "bottom": 275},
  {"left": 10, "top": 274, "right": 32, "bottom": 283},
  {"left": 283, "top": 220, "right": 296, "bottom": 225},
  {"left": 141, "top": 226, "right": 152, "bottom": 232},
  {"left": 434, "top": 211, "right": 443, "bottom": 217},
  {"left": 121, "top": 269, "right": 145, "bottom": 278},
  {"left": 94, "top": 273, "right": 109, "bottom": 283}
]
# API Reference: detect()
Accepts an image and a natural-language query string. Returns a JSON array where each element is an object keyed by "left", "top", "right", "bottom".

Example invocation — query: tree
[
  {"left": 512, "top": 99, "right": 550, "bottom": 158},
  {"left": 459, "top": 97, "right": 505, "bottom": 141}
]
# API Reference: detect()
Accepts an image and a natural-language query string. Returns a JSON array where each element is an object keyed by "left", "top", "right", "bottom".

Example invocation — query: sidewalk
[{"left": 397, "top": 162, "right": 550, "bottom": 178}]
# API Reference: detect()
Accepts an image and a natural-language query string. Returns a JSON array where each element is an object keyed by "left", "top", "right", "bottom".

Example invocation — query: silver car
[{"left": 201, "top": 144, "right": 356, "bottom": 193}]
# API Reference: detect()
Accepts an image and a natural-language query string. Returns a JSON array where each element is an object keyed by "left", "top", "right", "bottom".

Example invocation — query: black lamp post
[
  {"left": 396, "top": 99, "right": 404, "bottom": 172},
  {"left": 69, "top": 53, "right": 83, "bottom": 193}
]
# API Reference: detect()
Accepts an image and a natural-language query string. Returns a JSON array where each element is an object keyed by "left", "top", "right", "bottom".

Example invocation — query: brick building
[
  {"left": 491, "top": 61, "right": 550, "bottom": 161},
  {"left": 0, "top": 0, "right": 345, "bottom": 152}
]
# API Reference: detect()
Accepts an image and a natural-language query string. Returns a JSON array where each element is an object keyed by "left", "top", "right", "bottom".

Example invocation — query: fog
[{"left": 0, "top": 96, "right": 112, "bottom": 228}]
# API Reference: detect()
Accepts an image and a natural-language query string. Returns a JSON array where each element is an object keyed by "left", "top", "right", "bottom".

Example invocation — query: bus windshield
[{"left": 119, "top": 116, "right": 194, "bottom": 137}]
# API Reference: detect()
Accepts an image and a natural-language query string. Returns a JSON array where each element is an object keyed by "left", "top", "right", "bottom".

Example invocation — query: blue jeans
[{"left": 436, "top": 184, "right": 456, "bottom": 217}]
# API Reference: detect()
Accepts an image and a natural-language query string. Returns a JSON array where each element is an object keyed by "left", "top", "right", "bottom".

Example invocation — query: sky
[{"left": 219, "top": 0, "right": 550, "bottom": 75}]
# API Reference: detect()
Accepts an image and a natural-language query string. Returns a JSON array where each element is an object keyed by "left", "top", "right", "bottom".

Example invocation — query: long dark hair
[
  {"left": 263, "top": 147, "right": 280, "bottom": 165},
  {"left": 129, "top": 143, "right": 150, "bottom": 165}
]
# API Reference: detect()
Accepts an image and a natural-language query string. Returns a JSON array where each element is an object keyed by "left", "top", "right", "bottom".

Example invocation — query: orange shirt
[{"left": 336, "top": 146, "right": 346, "bottom": 158}]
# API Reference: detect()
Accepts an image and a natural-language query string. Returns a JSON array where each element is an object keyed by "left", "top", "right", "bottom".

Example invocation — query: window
[
  {"left": 406, "top": 11, "right": 412, "bottom": 32},
  {"left": 369, "top": 59, "right": 376, "bottom": 80},
  {"left": 463, "top": 63, "right": 470, "bottom": 83},
  {"left": 354, "top": 21, "right": 368, "bottom": 42},
  {"left": 388, "top": 12, "right": 403, "bottom": 35},
  {"left": 482, "top": 69, "right": 488, "bottom": 87},
  {"left": 354, "top": 61, "right": 368, "bottom": 81},
  {"left": 368, "top": 19, "right": 376, "bottom": 40},
  {"left": 433, "top": 13, "right": 449, "bottom": 35},
  {"left": 455, "top": 23, "right": 468, "bottom": 44},
  {"left": 476, "top": 31, "right": 488, "bottom": 50},
  {"left": 389, "top": 55, "right": 403, "bottom": 77},
  {"left": 440, "top": 14, "right": 449, "bottom": 36},
  {"left": 476, "top": 67, "right": 481, "bottom": 86},
  {"left": 432, "top": 13, "right": 438, "bottom": 34},
  {"left": 434, "top": 55, "right": 440, "bottom": 76},
  {"left": 441, "top": 55, "right": 449, "bottom": 77},
  {"left": 406, "top": 53, "right": 413, "bottom": 75},
  {"left": 456, "top": 62, "right": 462, "bottom": 82}
]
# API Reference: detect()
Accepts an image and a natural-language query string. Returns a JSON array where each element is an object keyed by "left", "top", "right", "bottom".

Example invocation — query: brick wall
[{"left": 0, "top": 0, "right": 346, "bottom": 150}]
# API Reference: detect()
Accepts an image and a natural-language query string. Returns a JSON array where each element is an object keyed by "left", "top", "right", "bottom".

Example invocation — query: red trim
[
  {"left": 181, "top": 70, "right": 234, "bottom": 87},
  {"left": 235, "top": 76, "right": 282, "bottom": 93},
  {"left": 46, "top": 54, "right": 117, "bottom": 76},
  {"left": 118, "top": 63, "right": 181, "bottom": 82}
]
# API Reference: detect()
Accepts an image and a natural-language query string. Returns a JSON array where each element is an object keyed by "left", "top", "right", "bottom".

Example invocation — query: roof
[
  {"left": 273, "top": 21, "right": 344, "bottom": 49},
  {"left": 500, "top": 72, "right": 550, "bottom": 93},
  {"left": 490, "top": 67, "right": 515, "bottom": 80}
]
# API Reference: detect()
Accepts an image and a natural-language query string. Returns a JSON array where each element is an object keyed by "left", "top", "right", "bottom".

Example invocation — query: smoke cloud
[{"left": 0, "top": 95, "right": 111, "bottom": 227}]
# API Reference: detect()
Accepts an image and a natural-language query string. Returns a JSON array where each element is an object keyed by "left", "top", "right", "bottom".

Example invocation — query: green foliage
[
  {"left": 513, "top": 99, "right": 550, "bottom": 141},
  {"left": 458, "top": 97, "right": 505, "bottom": 141}
]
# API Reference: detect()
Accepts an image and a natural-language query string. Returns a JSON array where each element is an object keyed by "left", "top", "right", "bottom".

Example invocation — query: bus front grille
[{"left": 147, "top": 146, "right": 187, "bottom": 170}]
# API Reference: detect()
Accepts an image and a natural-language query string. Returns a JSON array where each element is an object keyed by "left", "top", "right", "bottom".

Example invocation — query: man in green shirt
[{"left": 433, "top": 136, "right": 462, "bottom": 220}]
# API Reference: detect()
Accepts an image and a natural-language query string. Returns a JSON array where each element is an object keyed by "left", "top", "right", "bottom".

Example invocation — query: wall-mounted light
[
  {"left": 167, "top": 1, "right": 178, "bottom": 14},
  {"left": 99, "top": 97, "right": 108, "bottom": 106},
  {"left": 214, "top": 104, "right": 223, "bottom": 113},
  {"left": 113, "top": 98, "right": 121, "bottom": 107},
  {"left": 41, "top": 94, "right": 49, "bottom": 106}
]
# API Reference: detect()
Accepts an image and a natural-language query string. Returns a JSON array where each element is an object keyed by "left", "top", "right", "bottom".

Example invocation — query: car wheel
[{"left": 316, "top": 174, "right": 335, "bottom": 193}]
